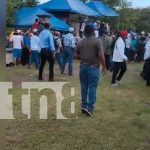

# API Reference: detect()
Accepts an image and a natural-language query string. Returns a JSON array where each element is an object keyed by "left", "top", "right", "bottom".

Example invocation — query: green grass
[{"left": 6, "top": 61, "right": 150, "bottom": 150}]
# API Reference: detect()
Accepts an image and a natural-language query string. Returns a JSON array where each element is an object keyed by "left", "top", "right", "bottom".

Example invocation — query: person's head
[
  {"left": 54, "top": 31, "right": 61, "bottom": 37},
  {"left": 119, "top": 31, "right": 128, "bottom": 39},
  {"left": 35, "top": 18, "right": 38, "bottom": 23},
  {"left": 69, "top": 27, "right": 74, "bottom": 33},
  {"left": 24, "top": 30, "right": 30, "bottom": 36},
  {"left": 44, "top": 22, "right": 51, "bottom": 30},
  {"left": 84, "top": 25, "right": 94, "bottom": 37},
  {"left": 32, "top": 29, "right": 38, "bottom": 35}
]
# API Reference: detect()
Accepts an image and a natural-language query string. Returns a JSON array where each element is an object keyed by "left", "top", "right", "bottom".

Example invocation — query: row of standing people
[
  {"left": 9, "top": 23, "right": 76, "bottom": 81},
  {"left": 9, "top": 22, "right": 150, "bottom": 117}
]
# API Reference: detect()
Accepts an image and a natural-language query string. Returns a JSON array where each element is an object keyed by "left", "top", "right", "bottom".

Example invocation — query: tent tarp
[
  {"left": 86, "top": 1, "right": 119, "bottom": 17},
  {"left": 15, "top": 7, "right": 70, "bottom": 32},
  {"left": 39, "top": 0, "right": 100, "bottom": 17}
]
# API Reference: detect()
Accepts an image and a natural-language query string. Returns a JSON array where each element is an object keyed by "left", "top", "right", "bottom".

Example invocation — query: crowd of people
[{"left": 6, "top": 18, "right": 150, "bottom": 116}]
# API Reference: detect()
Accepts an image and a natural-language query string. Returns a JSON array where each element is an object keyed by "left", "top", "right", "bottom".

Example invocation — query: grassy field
[{"left": 6, "top": 61, "right": 150, "bottom": 150}]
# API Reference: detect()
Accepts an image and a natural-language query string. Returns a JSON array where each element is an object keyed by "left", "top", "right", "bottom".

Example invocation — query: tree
[
  {"left": 136, "top": 8, "right": 150, "bottom": 32},
  {"left": 7, "top": 0, "right": 39, "bottom": 25}
]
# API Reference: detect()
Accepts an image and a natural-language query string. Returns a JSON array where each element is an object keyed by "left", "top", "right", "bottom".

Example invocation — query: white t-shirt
[
  {"left": 113, "top": 37, "right": 128, "bottom": 62},
  {"left": 94, "top": 30, "right": 99, "bottom": 38},
  {"left": 11, "top": 35, "right": 23, "bottom": 49},
  {"left": 31, "top": 35, "right": 40, "bottom": 52}
]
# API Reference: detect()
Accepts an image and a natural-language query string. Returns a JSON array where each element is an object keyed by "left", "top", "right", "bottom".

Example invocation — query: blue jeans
[
  {"left": 62, "top": 46, "right": 74, "bottom": 75},
  {"left": 55, "top": 53, "right": 64, "bottom": 72},
  {"left": 79, "top": 65, "right": 100, "bottom": 111},
  {"left": 29, "top": 51, "right": 40, "bottom": 69}
]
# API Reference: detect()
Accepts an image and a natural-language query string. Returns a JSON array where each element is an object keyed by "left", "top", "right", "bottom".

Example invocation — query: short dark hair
[
  {"left": 35, "top": 18, "right": 38, "bottom": 22},
  {"left": 84, "top": 25, "right": 94, "bottom": 37},
  {"left": 44, "top": 22, "right": 50, "bottom": 29}
]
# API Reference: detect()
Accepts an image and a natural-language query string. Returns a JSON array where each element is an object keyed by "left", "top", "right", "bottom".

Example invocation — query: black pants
[
  {"left": 111, "top": 62, "right": 127, "bottom": 84},
  {"left": 21, "top": 47, "right": 30, "bottom": 65},
  {"left": 145, "top": 59, "right": 150, "bottom": 86},
  {"left": 105, "top": 54, "right": 110, "bottom": 70},
  {"left": 39, "top": 49, "right": 54, "bottom": 80}
]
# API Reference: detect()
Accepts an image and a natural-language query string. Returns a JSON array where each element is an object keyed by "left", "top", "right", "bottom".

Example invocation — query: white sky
[{"left": 39, "top": 0, "right": 150, "bottom": 8}]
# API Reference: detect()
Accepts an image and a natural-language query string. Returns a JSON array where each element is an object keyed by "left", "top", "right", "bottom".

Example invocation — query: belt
[{"left": 80, "top": 64, "right": 99, "bottom": 68}]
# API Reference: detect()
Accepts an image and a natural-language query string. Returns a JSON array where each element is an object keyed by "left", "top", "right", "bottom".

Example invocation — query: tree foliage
[{"left": 7, "top": 0, "right": 39, "bottom": 24}]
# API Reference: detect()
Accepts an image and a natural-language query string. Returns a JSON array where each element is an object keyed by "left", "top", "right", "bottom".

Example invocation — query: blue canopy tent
[
  {"left": 39, "top": 0, "right": 100, "bottom": 17},
  {"left": 86, "top": 1, "right": 119, "bottom": 17},
  {"left": 15, "top": 7, "right": 70, "bottom": 32}
]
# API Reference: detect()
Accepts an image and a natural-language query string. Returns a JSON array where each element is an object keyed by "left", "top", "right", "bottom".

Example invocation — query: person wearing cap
[
  {"left": 28, "top": 29, "right": 40, "bottom": 69},
  {"left": 76, "top": 25, "right": 106, "bottom": 116},
  {"left": 62, "top": 27, "right": 76, "bottom": 76},
  {"left": 144, "top": 36, "right": 150, "bottom": 86},
  {"left": 10, "top": 29, "right": 23, "bottom": 66},
  {"left": 54, "top": 31, "right": 64, "bottom": 73},
  {"left": 111, "top": 31, "right": 128, "bottom": 86},
  {"left": 38, "top": 22, "right": 55, "bottom": 81}
]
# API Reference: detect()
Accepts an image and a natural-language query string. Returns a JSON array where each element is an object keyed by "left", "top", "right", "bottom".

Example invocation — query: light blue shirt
[
  {"left": 144, "top": 40, "right": 150, "bottom": 60},
  {"left": 39, "top": 29, "right": 55, "bottom": 51},
  {"left": 63, "top": 33, "right": 76, "bottom": 48}
]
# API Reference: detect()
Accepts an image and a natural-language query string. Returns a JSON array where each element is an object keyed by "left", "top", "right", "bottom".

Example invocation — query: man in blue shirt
[{"left": 38, "top": 23, "right": 55, "bottom": 81}]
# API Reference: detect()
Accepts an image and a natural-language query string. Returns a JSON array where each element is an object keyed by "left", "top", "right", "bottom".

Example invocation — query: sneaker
[
  {"left": 111, "top": 83, "right": 118, "bottom": 87},
  {"left": 81, "top": 107, "right": 87, "bottom": 114},
  {"left": 116, "top": 80, "right": 122, "bottom": 85},
  {"left": 85, "top": 109, "right": 92, "bottom": 117}
]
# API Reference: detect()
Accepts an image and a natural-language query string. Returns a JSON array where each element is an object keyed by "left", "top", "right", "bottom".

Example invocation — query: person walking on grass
[
  {"left": 76, "top": 25, "right": 106, "bottom": 117},
  {"left": 102, "top": 32, "right": 112, "bottom": 71},
  {"left": 54, "top": 31, "right": 64, "bottom": 73},
  {"left": 111, "top": 31, "right": 128, "bottom": 86},
  {"left": 28, "top": 29, "right": 40, "bottom": 69},
  {"left": 38, "top": 23, "right": 55, "bottom": 81},
  {"left": 62, "top": 27, "right": 76, "bottom": 76}
]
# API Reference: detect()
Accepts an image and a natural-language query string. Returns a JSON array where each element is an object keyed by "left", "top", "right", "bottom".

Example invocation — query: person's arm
[{"left": 49, "top": 33, "right": 55, "bottom": 52}]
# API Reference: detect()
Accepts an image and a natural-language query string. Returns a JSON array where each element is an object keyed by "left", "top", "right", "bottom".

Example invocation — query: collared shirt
[
  {"left": 31, "top": 35, "right": 40, "bottom": 52},
  {"left": 144, "top": 40, "right": 150, "bottom": 60},
  {"left": 113, "top": 37, "right": 127, "bottom": 62},
  {"left": 39, "top": 29, "right": 55, "bottom": 51},
  {"left": 63, "top": 33, "right": 76, "bottom": 48}
]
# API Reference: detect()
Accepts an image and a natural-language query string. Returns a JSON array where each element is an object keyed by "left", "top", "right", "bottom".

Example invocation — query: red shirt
[{"left": 32, "top": 22, "right": 38, "bottom": 30}]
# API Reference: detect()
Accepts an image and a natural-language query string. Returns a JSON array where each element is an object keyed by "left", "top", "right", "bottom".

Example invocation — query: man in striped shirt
[{"left": 62, "top": 27, "right": 76, "bottom": 76}]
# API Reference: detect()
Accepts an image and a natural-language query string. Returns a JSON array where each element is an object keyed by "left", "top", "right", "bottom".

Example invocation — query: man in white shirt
[
  {"left": 28, "top": 29, "right": 40, "bottom": 69},
  {"left": 10, "top": 30, "right": 23, "bottom": 66},
  {"left": 111, "top": 31, "right": 128, "bottom": 86},
  {"left": 144, "top": 37, "right": 150, "bottom": 86}
]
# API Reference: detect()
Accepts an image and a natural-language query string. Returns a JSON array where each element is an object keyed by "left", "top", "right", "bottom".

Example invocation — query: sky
[{"left": 39, "top": 0, "right": 150, "bottom": 8}]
